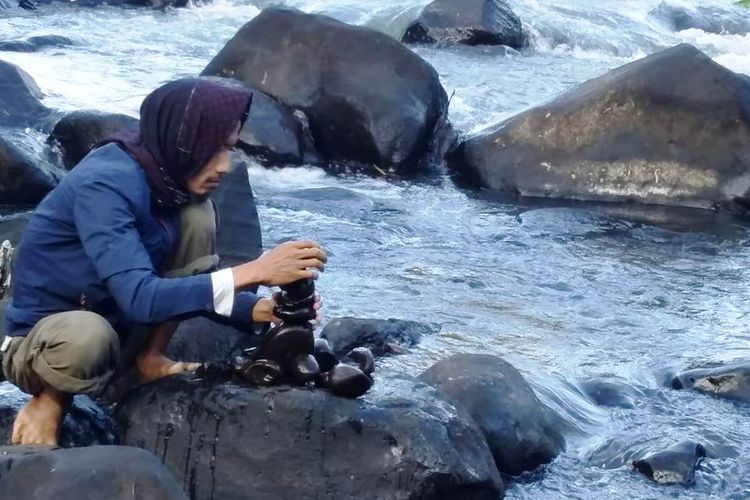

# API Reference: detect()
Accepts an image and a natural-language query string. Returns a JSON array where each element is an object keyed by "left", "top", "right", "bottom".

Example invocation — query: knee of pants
[{"left": 180, "top": 199, "right": 217, "bottom": 246}]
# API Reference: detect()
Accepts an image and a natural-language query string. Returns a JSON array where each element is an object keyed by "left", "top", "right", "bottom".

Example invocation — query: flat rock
[
  {"left": 671, "top": 362, "right": 750, "bottom": 403},
  {"left": 116, "top": 373, "right": 504, "bottom": 500},
  {"left": 448, "top": 44, "right": 750, "bottom": 212},
  {"left": 419, "top": 353, "right": 565, "bottom": 475},
  {"left": 633, "top": 440, "right": 706, "bottom": 486},
  {"left": 0, "top": 445, "right": 187, "bottom": 499},
  {"left": 320, "top": 317, "right": 440, "bottom": 357},
  {"left": 402, "top": 0, "right": 526, "bottom": 48}
]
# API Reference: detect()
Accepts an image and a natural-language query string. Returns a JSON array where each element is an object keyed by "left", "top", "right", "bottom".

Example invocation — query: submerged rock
[
  {"left": 0, "top": 35, "right": 74, "bottom": 52},
  {"left": 49, "top": 110, "right": 138, "bottom": 170},
  {"left": 0, "top": 446, "right": 187, "bottom": 499},
  {"left": 0, "top": 137, "right": 57, "bottom": 205},
  {"left": 402, "top": 0, "right": 526, "bottom": 48},
  {"left": 579, "top": 377, "right": 643, "bottom": 409},
  {"left": 116, "top": 373, "right": 504, "bottom": 500},
  {"left": 419, "top": 353, "right": 564, "bottom": 475},
  {"left": 633, "top": 441, "right": 706, "bottom": 486},
  {"left": 671, "top": 363, "right": 750, "bottom": 403},
  {"left": 0, "top": 60, "right": 49, "bottom": 127},
  {"left": 320, "top": 317, "right": 440, "bottom": 357},
  {"left": 0, "top": 384, "right": 117, "bottom": 447},
  {"left": 202, "top": 7, "right": 453, "bottom": 175},
  {"left": 448, "top": 44, "right": 750, "bottom": 212},
  {"left": 652, "top": 2, "right": 750, "bottom": 35}
]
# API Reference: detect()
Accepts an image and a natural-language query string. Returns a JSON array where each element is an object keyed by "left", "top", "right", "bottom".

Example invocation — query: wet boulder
[
  {"left": 419, "top": 353, "right": 565, "bottom": 475},
  {"left": 202, "top": 7, "right": 452, "bottom": 175},
  {"left": 0, "top": 35, "right": 74, "bottom": 52},
  {"left": 402, "top": 0, "right": 526, "bottom": 48},
  {"left": 320, "top": 317, "right": 440, "bottom": 357},
  {"left": 448, "top": 44, "right": 750, "bottom": 212},
  {"left": 0, "top": 384, "right": 117, "bottom": 446},
  {"left": 116, "top": 373, "right": 504, "bottom": 500},
  {"left": 578, "top": 377, "right": 643, "bottom": 409},
  {"left": 0, "top": 446, "right": 187, "bottom": 499},
  {"left": 0, "top": 137, "right": 57, "bottom": 205},
  {"left": 0, "top": 60, "right": 49, "bottom": 127},
  {"left": 633, "top": 441, "right": 706, "bottom": 486},
  {"left": 671, "top": 362, "right": 750, "bottom": 403},
  {"left": 48, "top": 110, "right": 138, "bottom": 170},
  {"left": 651, "top": 3, "right": 750, "bottom": 35}
]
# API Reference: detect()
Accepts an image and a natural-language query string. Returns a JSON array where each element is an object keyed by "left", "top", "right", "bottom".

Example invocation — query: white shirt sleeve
[{"left": 210, "top": 268, "right": 235, "bottom": 317}]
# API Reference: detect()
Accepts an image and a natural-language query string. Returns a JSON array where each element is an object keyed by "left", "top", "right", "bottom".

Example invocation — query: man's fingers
[
  {"left": 300, "top": 258, "right": 325, "bottom": 271},
  {"left": 298, "top": 247, "right": 327, "bottom": 262},
  {"left": 289, "top": 240, "right": 321, "bottom": 249}
]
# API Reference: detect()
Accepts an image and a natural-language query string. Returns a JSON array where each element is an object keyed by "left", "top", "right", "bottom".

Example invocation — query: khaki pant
[{"left": 2, "top": 199, "right": 218, "bottom": 397}]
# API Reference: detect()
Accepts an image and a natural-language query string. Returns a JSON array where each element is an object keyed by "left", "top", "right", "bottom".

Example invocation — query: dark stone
[
  {"left": 419, "top": 353, "right": 565, "bottom": 475},
  {"left": 116, "top": 373, "right": 504, "bottom": 499},
  {"left": 202, "top": 7, "right": 452, "bottom": 175},
  {"left": 320, "top": 317, "right": 440, "bottom": 357},
  {"left": 402, "top": 0, "right": 526, "bottom": 48},
  {"left": 211, "top": 158, "right": 263, "bottom": 267},
  {"left": 23, "top": 0, "right": 189, "bottom": 8},
  {"left": 0, "top": 35, "right": 74, "bottom": 52},
  {"left": 164, "top": 317, "right": 263, "bottom": 364},
  {"left": 0, "top": 445, "right": 187, "bottom": 499},
  {"left": 0, "top": 383, "right": 117, "bottom": 447},
  {"left": 0, "top": 137, "right": 57, "bottom": 205},
  {"left": 579, "top": 377, "right": 643, "bottom": 409},
  {"left": 320, "top": 363, "right": 373, "bottom": 398},
  {"left": 652, "top": 2, "right": 750, "bottom": 35},
  {"left": 671, "top": 362, "right": 750, "bottom": 403},
  {"left": 633, "top": 441, "right": 706, "bottom": 486},
  {"left": 448, "top": 44, "right": 750, "bottom": 212},
  {"left": 48, "top": 110, "right": 138, "bottom": 170},
  {"left": 341, "top": 347, "right": 375, "bottom": 376},
  {"left": 0, "top": 60, "right": 49, "bottom": 127}
]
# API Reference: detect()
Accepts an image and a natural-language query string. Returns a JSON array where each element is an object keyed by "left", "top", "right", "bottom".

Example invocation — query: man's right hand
[{"left": 233, "top": 240, "right": 327, "bottom": 289}]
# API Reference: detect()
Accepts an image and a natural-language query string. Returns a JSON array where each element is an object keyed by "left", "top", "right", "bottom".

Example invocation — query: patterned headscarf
[{"left": 104, "top": 78, "right": 253, "bottom": 208}]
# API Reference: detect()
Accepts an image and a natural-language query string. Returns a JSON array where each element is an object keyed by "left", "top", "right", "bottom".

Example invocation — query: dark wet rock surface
[
  {"left": 0, "top": 60, "right": 49, "bottom": 127},
  {"left": 0, "top": 136, "right": 57, "bottom": 205},
  {"left": 0, "top": 383, "right": 117, "bottom": 447},
  {"left": 165, "top": 318, "right": 262, "bottom": 364},
  {"left": 116, "top": 373, "right": 504, "bottom": 500},
  {"left": 402, "top": 0, "right": 526, "bottom": 48},
  {"left": 0, "top": 445, "right": 187, "bottom": 499},
  {"left": 633, "top": 440, "right": 706, "bottom": 486},
  {"left": 0, "top": 34, "right": 74, "bottom": 52},
  {"left": 448, "top": 44, "right": 750, "bottom": 212},
  {"left": 671, "top": 362, "right": 750, "bottom": 403},
  {"left": 202, "top": 7, "right": 452, "bottom": 175},
  {"left": 419, "top": 353, "right": 564, "bottom": 475},
  {"left": 49, "top": 110, "right": 137, "bottom": 170},
  {"left": 578, "top": 377, "right": 644, "bottom": 409},
  {"left": 320, "top": 317, "right": 440, "bottom": 357}
]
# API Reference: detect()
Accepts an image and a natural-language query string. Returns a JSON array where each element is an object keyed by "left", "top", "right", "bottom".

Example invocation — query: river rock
[
  {"left": 49, "top": 110, "right": 138, "bottom": 169},
  {"left": 0, "top": 136, "right": 57, "bottom": 205},
  {"left": 671, "top": 362, "right": 750, "bottom": 403},
  {"left": 0, "top": 446, "right": 187, "bottom": 499},
  {"left": 448, "top": 44, "right": 750, "bottom": 212},
  {"left": 165, "top": 317, "right": 263, "bottom": 363},
  {"left": 0, "top": 60, "right": 49, "bottom": 127},
  {"left": 202, "top": 7, "right": 453, "bottom": 175},
  {"left": 320, "top": 317, "right": 440, "bottom": 357},
  {"left": 402, "top": 0, "right": 526, "bottom": 48},
  {"left": 578, "top": 377, "right": 643, "bottom": 409},
  {"left": 0, "top": 383, "right": 117, "bottom": 446},
  {"left": 116, "top": 373, "right": 504, "bottom": 500},
  {"left": 0, "top": 35, "right": 74, "bottom": 52},
  {"left": 652, "top": 3, "right": 750, "bottom": 35},
  {"left": 419, "top": 353, "right": 564, "bottom": 475},
  {"left": 633, "top": 441, "right": 706, "bottom": 486}
]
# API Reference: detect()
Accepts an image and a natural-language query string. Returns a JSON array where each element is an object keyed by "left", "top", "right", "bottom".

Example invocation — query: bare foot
[
  {"left": 136, "top": 352, "right": 200, "bottom": 384},
  {"left": 12, "top": 389, "right": 68, "bottom": 446}
]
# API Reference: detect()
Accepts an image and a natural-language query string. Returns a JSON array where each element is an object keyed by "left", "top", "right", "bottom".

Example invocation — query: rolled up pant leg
[{"left": 2, "top": 311, "right": 120, "bottom": 396}]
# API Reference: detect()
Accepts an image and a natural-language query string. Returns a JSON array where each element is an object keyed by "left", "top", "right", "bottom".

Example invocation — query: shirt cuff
[{"left": 210, "top": 268, "right": 235, "bottom": 317}]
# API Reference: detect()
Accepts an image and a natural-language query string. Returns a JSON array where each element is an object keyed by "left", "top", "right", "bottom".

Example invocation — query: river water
[{"left": 2, "top": 0, "right": 750, "bottom": 498}]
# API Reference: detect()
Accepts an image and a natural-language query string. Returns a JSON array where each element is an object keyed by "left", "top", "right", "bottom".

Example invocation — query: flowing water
[{"left": 2, "top": 0, "right": 750, "bottom": 498}]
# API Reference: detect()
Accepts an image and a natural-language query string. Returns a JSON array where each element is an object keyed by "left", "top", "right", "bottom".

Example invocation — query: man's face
[{"left": 185, "top": 122, "right": 242, "bottom": 196}]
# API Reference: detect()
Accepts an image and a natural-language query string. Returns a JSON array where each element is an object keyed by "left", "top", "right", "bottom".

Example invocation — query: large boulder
[
  {"left": 402, "top": 0, "right": 526, "bottom": 48},
  {"left": 0, "top": 60, "right": 49, "bottom": 127},
  {"left": 0, "top": 136, "right": 57, "bottom": 205},
  {"left": 0, "top": 384, "right": 117, "bottom": 447},
  {"left": 202, "top": 7, "right": 452, "bottom": 175},
  {"left": 448, "top": 44, "right": 750, "bottom": 212},
  {"left": 0, "top": 446, "right": 187, "bottom": 499},
  {"left": 48, "top": 110, "right": 138, "bottom": 170},
  {"left": 320, "top": 317, "right": 440, "bottom": 357},
  {"left": 116, "top": 374, "right": 504, "bottom": 500},
  {"left": 419, "top": 354, "right": 564, "bottom": 476},
  {"left": 671, "top": 362, "right": 750, "bottom": 403}
]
